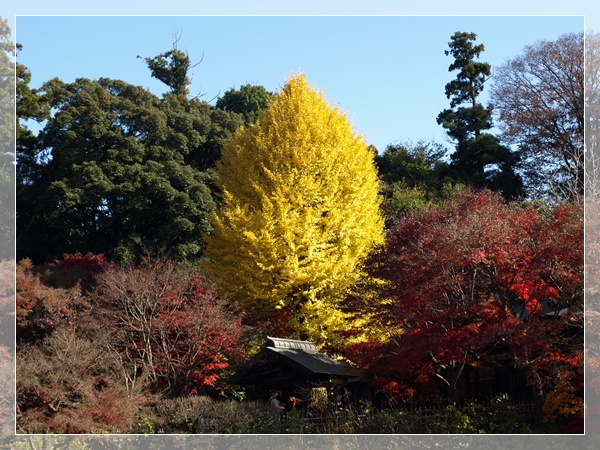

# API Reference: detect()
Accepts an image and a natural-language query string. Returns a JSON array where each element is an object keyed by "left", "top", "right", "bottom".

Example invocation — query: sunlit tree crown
[{"left": 205, "top": 73, "right": 383, "bottom": 345}]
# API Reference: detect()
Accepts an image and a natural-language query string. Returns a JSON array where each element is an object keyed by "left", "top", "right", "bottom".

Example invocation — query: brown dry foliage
[
  {"left": 15, "top": 257, "right": 155, "bottom": 433},
  {"left": 491, "top": 32, "right": 584, "bottom": 200}
]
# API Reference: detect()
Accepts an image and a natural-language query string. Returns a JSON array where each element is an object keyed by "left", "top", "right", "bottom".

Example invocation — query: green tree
[
  {"left": 375, "top": 140, "right": 460, "bottom": 220},
  {"left": 144, "top": 49, "right": 192, "bottom": 97},
  {"left": 16, "top": 50, "right": 241, "bottom": 263},
  {"left": 376, "top": 141, "right": 448, "bottom": 187},
  {"left": 436, "top": 31, "right": 493, "bottom": 141},
  {"left": 216, "top": 84, "right": 274, "bottom": 126},
  {"left": 158, "top": 88, "right": 242, "bottom": 172},
  {"left": 16, "top": 46, "right": 48, "bottom": 143},
  {"left": 205, "top": 74, "right": 383, "bottom": 346},
  {"left": 15, "top": 48, "right": 50, "bottom": 252},
  {"left": 144, "top": 49, "right": 243, "bottom": 171},
  {"left": 437, "top": 32, "right": 523, "bottom": 199}
]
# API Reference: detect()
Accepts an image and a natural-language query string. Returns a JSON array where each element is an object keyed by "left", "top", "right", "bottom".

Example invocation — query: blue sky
[{"left": 14, "top": 14, "right": 584, "bottom": 152}]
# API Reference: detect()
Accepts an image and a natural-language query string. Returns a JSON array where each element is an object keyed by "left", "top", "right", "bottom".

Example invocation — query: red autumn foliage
[
  {"left": 95, "top": 257, "right": 245, "bottom": 397},
  {"left": 53, "top": 252, "right": 106, "bottom": 292},
  {"left": 344, "top": 189, "right": 583, "bottom": 420},
  {"left": 16, "top": 254, "right": 146, "bottom": 433},
  {"left": 152, "top": 276, "right": 245, "bottom": 395},
  {"left": 17, "top": 254, "right": 246, "bottom": 433},
  {"left": 16, "top": 258, "right": 95, "bottom": 346},
  {"left": 17, "top": 317, "right": 147, "bottom": 433}
]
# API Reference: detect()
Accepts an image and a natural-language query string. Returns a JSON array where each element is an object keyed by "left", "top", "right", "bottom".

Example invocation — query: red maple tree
[
  {"left": 151, "top": 275, "right": 245, "bottom": 395},
  {"left": 95, "top": 257, "right": 245, "bottom": 397},
  {"left": 344, "top": 189, "right": 583, "bottom": 428}
]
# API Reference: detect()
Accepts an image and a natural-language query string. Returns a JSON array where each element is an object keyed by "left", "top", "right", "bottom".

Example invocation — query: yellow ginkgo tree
[{"left": 205, "top": 74, "right": 383, "bottom": 347}]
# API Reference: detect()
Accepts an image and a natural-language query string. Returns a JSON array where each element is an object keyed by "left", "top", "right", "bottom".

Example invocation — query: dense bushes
[
  {"left": 16, "top": 254, "right": 245, "bottom": 433},
  {"left": 343, "top": 189, "right": 584, "bottom": 428},
  {"left": 129, "top": 395, "right": 538, "bottom": 434}
]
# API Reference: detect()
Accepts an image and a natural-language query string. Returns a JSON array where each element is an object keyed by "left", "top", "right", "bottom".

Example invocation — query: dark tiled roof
[
  {"left": 264, "top": 336, "right": 358, "bottom": 379},
  {"left": 510, "top": 300, "right": 573, "bottom": 319},
  {"left": 231, "top": 336, "right": 359, "bottom": 387},
  {"left": 266, "top": 346, "right": 358, "bottom": 378}
]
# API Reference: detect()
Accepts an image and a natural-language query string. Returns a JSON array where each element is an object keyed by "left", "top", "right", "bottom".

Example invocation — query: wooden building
[{"left": 230, "top": 336, "right": 360, "bottom": 410}]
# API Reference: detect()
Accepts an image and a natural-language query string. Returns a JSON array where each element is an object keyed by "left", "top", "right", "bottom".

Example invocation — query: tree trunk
[{"left": 531, "top": 371, "right": 545, "bottom": 428}]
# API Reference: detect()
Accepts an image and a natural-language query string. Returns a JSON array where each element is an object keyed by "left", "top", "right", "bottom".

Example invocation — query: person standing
[
  {"left": 269, "top": 390, "right": 285, "bottom": 418},
  {"left": 373, "top": 385, "right": 390, "bottom": 411}
]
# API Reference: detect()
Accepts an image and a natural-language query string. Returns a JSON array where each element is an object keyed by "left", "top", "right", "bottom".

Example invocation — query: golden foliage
[
  {"left": 543, "top": 371, "right": 584, "bottom": 423},
  {"left": 205, "top": 74, "right": 383, "bottom": 345}
]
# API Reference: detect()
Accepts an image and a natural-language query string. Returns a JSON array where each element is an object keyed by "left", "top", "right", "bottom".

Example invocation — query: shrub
[
  {"left": 17, "top": 328, "right": 147, "bottom": 434},
  {"left": 154, "top": 396, "right": 274, "bottom": 434},
  {"left": 95, "top": 257, "right": 245, "bottom": 397}
]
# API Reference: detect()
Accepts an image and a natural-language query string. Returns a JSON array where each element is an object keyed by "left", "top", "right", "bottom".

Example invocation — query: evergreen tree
[
  {"left": 16, "top": 49, "right": 241, "bottom": 263},
  {"left": 144, "top": 49, "right": 192, "bottom": 97},
  {"left": 437, "top": 32, "right": 523, "bottom": 199},
  {"left": 205, "top": 74, "right": 383, "bottom": 346},
  {"left": 216, "top": 84, "right": 274, "bottom": 126},
  {"left": 375, "top": 141, "right": 455, "bottom": 221}
]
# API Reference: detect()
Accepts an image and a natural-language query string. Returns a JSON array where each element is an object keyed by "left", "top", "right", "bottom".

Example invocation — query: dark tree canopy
[
  {"left": 376, "top": 141, "right": 448, "bottom": 187},
  {"left": 16, "top": 50, "right": 242, "bottom": 263},
  {"left": 437, "top": 31, "right": 493, "bottom": 141},
  {"left": 437, "top": 32, "right": 523, "bottom": 200},
  {"left": 216, "top": 84, "right": 274, "bottom": 125},
  {"left": 144, "top": 49, "right": 192, "bottom": 97},
  {"left": 375, "top": 141, "right": 454, "bottom": 220}
]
